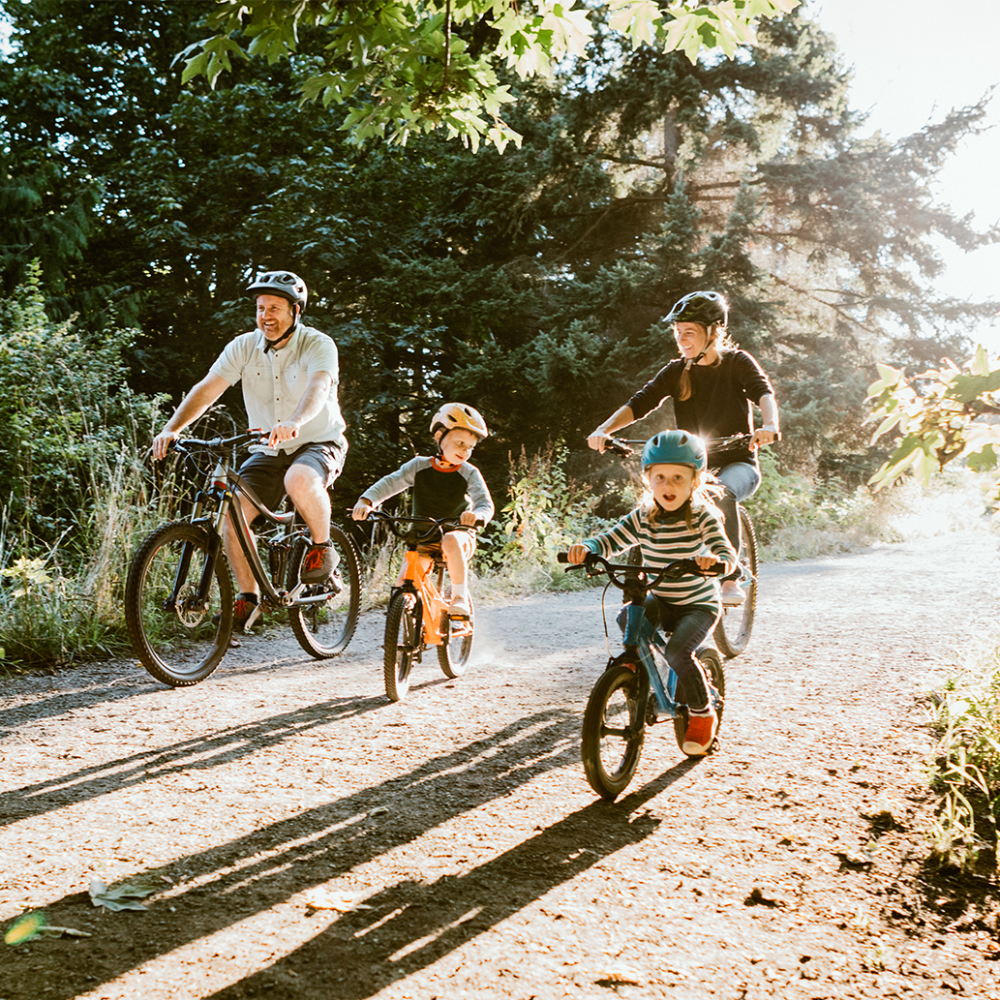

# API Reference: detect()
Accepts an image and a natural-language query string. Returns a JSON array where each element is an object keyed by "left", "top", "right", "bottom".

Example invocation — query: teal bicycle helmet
[
  {"left": 666, "top": 290, "right": 727, "bottom": 328},
  {"left": 642, "top": 430, "right": 707, "bottom": 471}
]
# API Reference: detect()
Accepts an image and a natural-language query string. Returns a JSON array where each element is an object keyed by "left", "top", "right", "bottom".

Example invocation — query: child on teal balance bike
[{"left": 567, "top": 429, "right": 736, "bottom": 756}]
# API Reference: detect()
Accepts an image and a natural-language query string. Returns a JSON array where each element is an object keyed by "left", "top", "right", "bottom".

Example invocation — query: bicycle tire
[
  {"left": 673, "top": 647, "right": 726, "bottom": 752},
  {"left": 124, "top": 522, "right": 233, "bottom": 687},
  {"left": 714, "top": 506, "right": 758, "bottom": 657},
  {"left": 581, "top": 663, "right": 646, "bottom": 801},
  {"left": 436, "top": 576, "right": 474, "bottom": 678},
  {"left": 384, "top": 591, "right": 419, "bottom": 702},
  {"left": 287, "top": 525, "right": 361, "bottom": 659}
]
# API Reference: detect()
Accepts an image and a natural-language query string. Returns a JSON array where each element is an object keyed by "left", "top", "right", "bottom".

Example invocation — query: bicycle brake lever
[{"left": 605, "top": 438, "right": 634, "bottom": 457}]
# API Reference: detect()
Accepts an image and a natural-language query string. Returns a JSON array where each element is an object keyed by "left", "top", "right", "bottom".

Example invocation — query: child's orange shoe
[{"left": 682, "top": 707, "right": 718, "bottom": 756}]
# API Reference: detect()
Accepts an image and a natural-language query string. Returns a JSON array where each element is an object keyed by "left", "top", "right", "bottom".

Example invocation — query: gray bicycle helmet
[
  {"left": 246, "top": 270, "right": 308, "bottom": 313},
  {"left": 666, "top": 290, "right": 727, "bottom": 328},
  {"left": 642, "top": 430, "right": 707, "bottom": 472}
]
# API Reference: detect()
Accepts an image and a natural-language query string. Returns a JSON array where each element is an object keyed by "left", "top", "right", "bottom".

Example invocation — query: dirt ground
[{"left": 3, "top": 526, "right": 1000, "bottom": 999}]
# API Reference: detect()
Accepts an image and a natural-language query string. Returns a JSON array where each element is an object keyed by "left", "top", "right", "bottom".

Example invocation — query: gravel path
[{"left": 2, "top": 527, "right": 1000, "bottom": 999}]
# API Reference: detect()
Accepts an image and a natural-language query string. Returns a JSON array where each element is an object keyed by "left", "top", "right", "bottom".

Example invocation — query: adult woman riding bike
[{"left": 587, "top": 290, "right": 779, "bottom": 607}]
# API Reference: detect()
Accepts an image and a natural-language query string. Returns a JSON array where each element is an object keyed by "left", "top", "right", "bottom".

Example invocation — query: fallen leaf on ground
[
  {"left": 89, "top": 878, "right": 158, "bottom": 912},
  {"left": 303, "top": 889, "right": 373, "bottom": 912},
  {"left": 5, "top": 911, "right": 47, "bottom": 945}
]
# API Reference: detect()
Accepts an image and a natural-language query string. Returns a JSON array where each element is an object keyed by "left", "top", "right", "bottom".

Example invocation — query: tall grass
[{"left": 0, "top": 412, "right": 177, "bottom": 670}]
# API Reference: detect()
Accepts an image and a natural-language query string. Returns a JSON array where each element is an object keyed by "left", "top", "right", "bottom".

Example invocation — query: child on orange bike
[
  {"left": 567, "top": 430, "right": 736, "bottom": 756},
  {"left": 352, "top": 403, "right": 494, "bottom": 619}
]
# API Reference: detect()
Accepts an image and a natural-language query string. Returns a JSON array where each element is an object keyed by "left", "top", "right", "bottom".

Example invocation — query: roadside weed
[{"left": 925, "top": 643, "right": 1000, "bottom": 872}]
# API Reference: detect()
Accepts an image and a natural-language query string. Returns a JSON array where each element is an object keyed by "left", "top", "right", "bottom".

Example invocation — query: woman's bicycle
[
  {"left": 125, "top": 430, "right": 361, "bottom": 687},
  {"left": 362, "top": 511, "right": 478, "bottom": 702},
  {"left": 559, "top": 550, "right": 726, "bottom": 801},
  {"left": 605, "top": 432, "right": 762, "bottom": 657}
]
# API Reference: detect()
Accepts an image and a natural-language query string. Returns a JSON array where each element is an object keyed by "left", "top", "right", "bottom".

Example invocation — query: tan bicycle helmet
[{"left": 429, "top": 403, "right": 489, "bottom": 440}]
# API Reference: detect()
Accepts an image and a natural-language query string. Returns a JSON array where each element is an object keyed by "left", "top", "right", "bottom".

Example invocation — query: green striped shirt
[{"left": 583, "top": 501, "right": 737, "bottom": 610}]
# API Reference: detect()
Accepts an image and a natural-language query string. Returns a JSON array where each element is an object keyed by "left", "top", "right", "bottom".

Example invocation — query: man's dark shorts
[{"left": 237, "top": 441, "right": 345, "bottom": 516}]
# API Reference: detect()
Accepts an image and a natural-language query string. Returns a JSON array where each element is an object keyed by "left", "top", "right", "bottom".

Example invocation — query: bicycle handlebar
[
  {"left": 604, "top": 430, "right": 781, "bottom": 458},
  {"left": 361, "top": 509, "right": 484, "bottom": 543},
  {"left": 556, "top": 550, "right": 724, "bottom": 588},
  {"left": 173, "top": 429, "right": 266, "bottom": 453}
]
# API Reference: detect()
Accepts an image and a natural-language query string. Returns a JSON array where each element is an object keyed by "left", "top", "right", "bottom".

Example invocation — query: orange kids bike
[{"left": 363, "top": 511, "right": 479, "bottom": 702}]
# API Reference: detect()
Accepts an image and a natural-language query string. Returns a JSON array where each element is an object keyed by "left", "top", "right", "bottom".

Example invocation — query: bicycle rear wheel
[
  {"left": 124, "top": 522, "right": 233, "bottom": 687},
  {"left": 437, "top": 576, "right": 473, "bottom": 678},
  {"left": 384, "top": 592, "right": 420, "bottom": 702},
  {"left": 673, "top": 647, "right": 726, "bottom": 752},
  {"left": 581, "top": 663, "right": 646, "bottom": 801},
  {"left": 714, "top": 506, "right": 758, "bottom": 657},
  {"left": 288, "top": 525, "right": 361, "bottom": 658}
]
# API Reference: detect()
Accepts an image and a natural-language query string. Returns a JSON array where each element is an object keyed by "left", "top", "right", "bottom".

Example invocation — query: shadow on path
[
  {"left": 1, "top": 692, "right": 386, "bottom": 827},
  {"left": 5, "top": 709, "right": 591, "bottom": 1000},
  {"left": 206, "top": 762, "right": 698, "bottom": 1000}
]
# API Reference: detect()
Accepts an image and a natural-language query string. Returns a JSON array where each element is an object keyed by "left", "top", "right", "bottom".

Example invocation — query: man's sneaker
[
  {"left": 682, "top": 708, "right": 718, "bottom": 756},
  {"left": 721, "top": 580, "right": 745, "bottom": 606},
  {"left": 214, "top": 593, "right": 260, "bottom": 631},
  {"left": 301, "top": 540, "right": 337, "bottom": 584},
  {"left": 449, "top": 593, "right": 471, "bottom": 619}
]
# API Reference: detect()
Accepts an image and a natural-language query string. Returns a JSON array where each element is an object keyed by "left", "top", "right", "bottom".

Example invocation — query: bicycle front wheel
[
  {"left": 384, "top": 592, "right": 420, "bottom": 702},
  {"left": 714, "top": 506, "right": 758, "bottom": 657},
  {"left": 124, "top": 522, "right": 233, "bottom": 687},
  {"left": 581, "top": 664, "right": 646, "bottom": 801},
  {"left": 288, "top": 525, "right": 361, "bottom": 658}
]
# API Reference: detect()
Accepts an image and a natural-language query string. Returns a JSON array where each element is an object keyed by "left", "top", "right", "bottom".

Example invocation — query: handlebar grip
[{"left": 556, "top": 552, "right": 569, "bottom": 563}]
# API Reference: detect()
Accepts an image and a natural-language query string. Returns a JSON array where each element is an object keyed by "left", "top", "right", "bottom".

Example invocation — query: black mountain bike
[{"left": 125, "top": 431, "right": 361, "bottom": 687}]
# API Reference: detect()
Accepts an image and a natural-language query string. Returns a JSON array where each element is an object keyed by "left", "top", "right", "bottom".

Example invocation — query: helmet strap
[
  {"left": 434, "top": 427, "right": 450, "bottom": 457},
  {"left": 263, "top": 315, "right": 299, "bottom": 355}
]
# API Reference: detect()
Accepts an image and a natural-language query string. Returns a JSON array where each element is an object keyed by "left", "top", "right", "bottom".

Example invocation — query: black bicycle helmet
[
  {"left": 666, "top": 290, "right": 728, "bottom": 328},
  {"left": 246, "top": 270, "right": 308, "bottom": 313}
]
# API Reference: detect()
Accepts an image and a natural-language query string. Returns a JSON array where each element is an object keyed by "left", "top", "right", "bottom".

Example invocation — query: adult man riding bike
[
  {"left": 587, "top": 290, "right": 779, "bottom": 606},
  {"left": 152, "top": 270, "right": 348, "bottom": 625}
]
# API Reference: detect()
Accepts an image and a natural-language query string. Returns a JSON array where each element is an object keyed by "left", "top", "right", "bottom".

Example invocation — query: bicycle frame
[
  {"left": 183, "top": 454, "right": 325, "bottom": 612},
  {"left": 616, "top": 577, "right": 721, "bottom": 722},
  {"left": 367, "top": 511, "right": 477, "bottom": 644},
  {"left": 395, "top": 547, "right": 473, "bottom": 647}
]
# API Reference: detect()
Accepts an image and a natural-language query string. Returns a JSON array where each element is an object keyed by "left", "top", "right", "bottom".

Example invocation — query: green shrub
[
  {"left": 745, "top": 449, "right": 957, "bottom": 560},
  {"left": 0, "top": 263, "right": 166, "bottom": 563},
  {"left": 0, "top": 266, "right": 167, "bottom": 668},
  {"left": 484, "top": 442, "right": 617, "bottom": 595}
]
